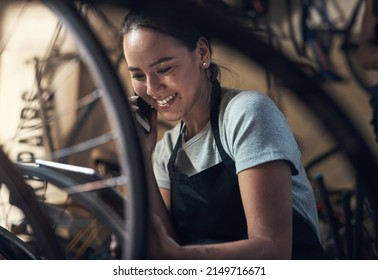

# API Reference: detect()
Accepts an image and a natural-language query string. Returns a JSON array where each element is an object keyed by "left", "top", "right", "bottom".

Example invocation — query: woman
[{"left": 120, "top": 3, "right": 325, "bottom": 259}]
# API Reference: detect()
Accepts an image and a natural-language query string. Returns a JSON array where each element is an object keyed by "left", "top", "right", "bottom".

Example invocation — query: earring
[{"left": 202, "top": 62, "right": 208, "bottom": 68}]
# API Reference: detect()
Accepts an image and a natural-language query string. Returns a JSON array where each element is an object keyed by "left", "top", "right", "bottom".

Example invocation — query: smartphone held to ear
[{"left": 134, "top": 93, "right": 152, "bottom": 134}]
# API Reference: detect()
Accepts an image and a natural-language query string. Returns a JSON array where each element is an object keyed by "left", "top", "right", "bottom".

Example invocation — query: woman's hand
[{"left": 129, "top": 95, "right": 158, "bottom": 158}]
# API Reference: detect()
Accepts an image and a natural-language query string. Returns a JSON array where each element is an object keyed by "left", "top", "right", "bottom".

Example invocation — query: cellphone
[{"left": 134, "top": 92, "right": 152, "bottom": 134}]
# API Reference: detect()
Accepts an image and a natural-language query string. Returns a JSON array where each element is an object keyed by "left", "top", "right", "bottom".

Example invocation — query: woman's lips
[{"left": 155, "top": 93, "right": 177, "bottom": 108}]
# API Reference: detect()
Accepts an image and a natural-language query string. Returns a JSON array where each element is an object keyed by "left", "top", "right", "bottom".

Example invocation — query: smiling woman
[
  {"left": 118, "top": 4, "right": 326, "bottom": 260},
  {"left": 123, "top": 28, "right": 212, "bottom": 126}
]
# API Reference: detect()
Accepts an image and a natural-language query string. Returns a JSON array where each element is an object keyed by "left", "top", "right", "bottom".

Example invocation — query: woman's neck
[
  {"left": 183, "top": 119, "right": 209, "bottom": 141},
  {"left": 182, "top": 80, "right": 213, "bottom": 141}
]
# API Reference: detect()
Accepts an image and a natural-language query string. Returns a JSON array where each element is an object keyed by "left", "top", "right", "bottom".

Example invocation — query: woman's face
[{"left": 122, "top": 27, "right": 210, "bottom": 122}]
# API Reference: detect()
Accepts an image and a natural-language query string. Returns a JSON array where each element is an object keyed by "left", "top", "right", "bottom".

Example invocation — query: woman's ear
[{"left": 196, "top": 37, "right": 211, "bottom": 63}]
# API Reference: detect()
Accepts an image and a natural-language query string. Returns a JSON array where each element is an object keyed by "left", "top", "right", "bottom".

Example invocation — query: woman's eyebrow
[
  {"left": 149, "top": 56, "right": 174, "bottom": 67},
  {"left": 128, "top": 66, "right": 140, "bottom": 71},
  {"left": 127, "top": 56, "right": 175, "bottom": 72}
]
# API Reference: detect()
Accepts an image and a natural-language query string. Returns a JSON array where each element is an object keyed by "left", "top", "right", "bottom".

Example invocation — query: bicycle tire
[{"left": 44, "top": 1, "right": 150, "bottom": 259}]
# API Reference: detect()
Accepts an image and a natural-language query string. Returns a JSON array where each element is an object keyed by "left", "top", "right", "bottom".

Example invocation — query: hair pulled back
[{"left": 119, "top": 5, "right": 219, "bottom": 81}]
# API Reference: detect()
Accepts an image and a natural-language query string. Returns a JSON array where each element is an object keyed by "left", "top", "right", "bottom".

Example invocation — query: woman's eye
[
  {"left": 158, "top": 67, "right": 171, "bottom": 74},
  {"left": 131, "top": 73, "right": 145, "bottom": 79}
]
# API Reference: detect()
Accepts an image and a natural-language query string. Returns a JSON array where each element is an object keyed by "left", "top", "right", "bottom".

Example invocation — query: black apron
[{"left": 168, "top": 79, "right": 326, "bottom": 259}]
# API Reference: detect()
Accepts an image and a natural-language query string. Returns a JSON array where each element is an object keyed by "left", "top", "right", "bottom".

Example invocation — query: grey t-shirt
[{"left": 153, "top": 90, "right": 320, "bottom": 237}]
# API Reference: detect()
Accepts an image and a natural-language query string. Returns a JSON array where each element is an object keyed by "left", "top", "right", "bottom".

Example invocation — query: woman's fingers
[{"left": 129, "top": 95, "right": 139, "bottom": 112}]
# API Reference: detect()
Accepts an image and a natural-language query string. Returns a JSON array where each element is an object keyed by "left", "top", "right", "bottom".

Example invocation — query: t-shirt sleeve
[{"left": 220, "top": 91, "right": 301, "bottom": 175}]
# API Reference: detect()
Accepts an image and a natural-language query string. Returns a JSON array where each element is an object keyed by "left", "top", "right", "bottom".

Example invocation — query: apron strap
[
  {"left": 168, "top": 121, "right": 185, "bottom": 173},
  {"left": 210, "top": 79, "right": 235, "bottom": 169}
]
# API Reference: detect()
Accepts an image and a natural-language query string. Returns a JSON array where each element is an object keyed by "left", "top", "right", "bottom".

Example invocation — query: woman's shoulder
[{"left": 220, "top": 88, "right": 278, "bottom": 116}]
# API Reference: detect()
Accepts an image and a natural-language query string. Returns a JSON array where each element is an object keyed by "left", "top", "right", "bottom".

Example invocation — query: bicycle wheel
[{"left": 0, "top": 0, "right": 148, "bottom": 259}]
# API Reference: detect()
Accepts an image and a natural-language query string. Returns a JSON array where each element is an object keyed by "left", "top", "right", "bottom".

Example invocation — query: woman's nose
[{"left": 146, "top": 75, "right": 162, "bottom": 96}]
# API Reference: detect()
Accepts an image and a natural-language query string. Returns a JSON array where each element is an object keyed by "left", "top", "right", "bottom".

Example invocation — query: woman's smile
[{"left": 154, "top": 92, "right": 177, "bottom": 109}]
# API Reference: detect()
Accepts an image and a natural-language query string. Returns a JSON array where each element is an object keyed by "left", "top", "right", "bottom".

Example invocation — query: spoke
[
  {"left": 39, "top": 53, "right": 81, "bottom": 93},
  {"left": 7, "top": 89, "right": 102, "bottom": 149},
  {"left": 63, "top": 175, "right": 127, "bottom": 194},
  {"left": 50, "top": 89, "right": 103, "bottom": 121},
  {"left": 50, "top": 131, "right": 117, "bottom": 160},
  {"left": 34, "top": 22, "right": 65, "bottom": 84}
]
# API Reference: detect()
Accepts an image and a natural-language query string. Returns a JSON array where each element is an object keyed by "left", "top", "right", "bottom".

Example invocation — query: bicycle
[{"left": 0, "top": 0, "right": 149, "bottom": 259}]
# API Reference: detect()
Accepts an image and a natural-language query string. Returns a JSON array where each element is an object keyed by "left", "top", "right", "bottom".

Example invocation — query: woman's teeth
[{"left": 156, "top": 93, "right": 176, "bottom": 106}]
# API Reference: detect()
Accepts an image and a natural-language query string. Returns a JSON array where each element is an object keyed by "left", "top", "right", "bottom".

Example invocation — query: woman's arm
[
  {"left": 136, "top": 105, "right": 176, "bottom": 239},
  {"left": 144, "top": 157, "right": 175, "bottom": 238},
  {"left": 151, "top": 160, "right": 293, "bottom": 260}
]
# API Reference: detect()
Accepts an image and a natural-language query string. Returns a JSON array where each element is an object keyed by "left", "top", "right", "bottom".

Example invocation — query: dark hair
[{"left": 119, "top": 5, "right": 220, "bottom": 80}]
